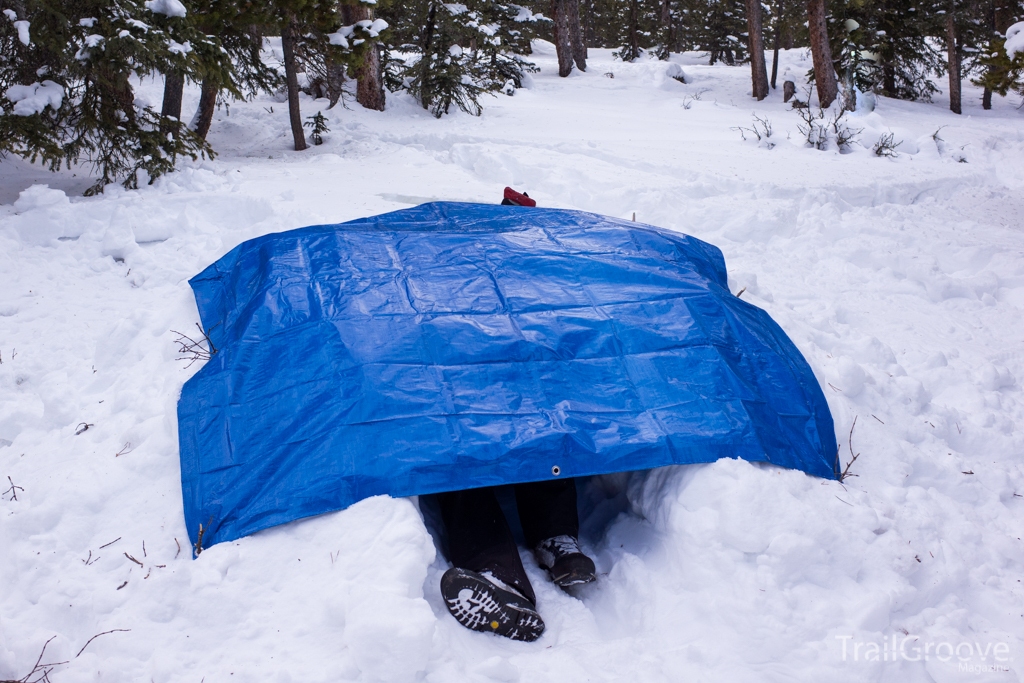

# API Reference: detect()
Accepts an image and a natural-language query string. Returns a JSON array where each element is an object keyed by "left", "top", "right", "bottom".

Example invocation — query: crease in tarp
[{"left": 178, "top": 202, "right": 838, "bottom": 552}]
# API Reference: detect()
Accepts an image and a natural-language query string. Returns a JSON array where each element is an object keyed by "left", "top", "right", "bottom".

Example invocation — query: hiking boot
[
  {"left": 534, "top": 535, "right": 597, "bottom": 588},
  {"left": 440, "top": 567, "right": 545, "bottom": 642}
]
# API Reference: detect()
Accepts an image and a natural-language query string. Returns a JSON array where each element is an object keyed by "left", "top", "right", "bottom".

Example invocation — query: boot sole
[
  {"left": 441, "top": 568, "right": 545, "bottom": 642},
  {"left": 551, "top": 567, "right": 597, "bottom": 588}
]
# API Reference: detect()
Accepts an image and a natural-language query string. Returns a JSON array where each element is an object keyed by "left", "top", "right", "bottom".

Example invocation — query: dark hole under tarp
[{"left": 177, "top": 202, "right": 838, "bottom": 553}]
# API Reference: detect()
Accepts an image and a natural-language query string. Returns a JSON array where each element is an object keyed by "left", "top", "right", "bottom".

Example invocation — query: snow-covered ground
[{"left": 2, "top": 43, "right": 1023, "bottom": 683}]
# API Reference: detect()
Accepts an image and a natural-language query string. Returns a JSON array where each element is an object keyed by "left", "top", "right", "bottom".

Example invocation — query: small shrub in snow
[
  {"left": 796, "top": 106, "right": 829, "bottom": 150},
  {"left": 733, "top": 114, "right": 775, "bottom": 149},
  {"left": 829, "top": 109, "right": 861, "bottom": 152},
  {"left": 795, "top": 106, "right": 860, "bottom": 152},
  {"left": 872, "top": 132, "right": 902, "bottom": 158}
]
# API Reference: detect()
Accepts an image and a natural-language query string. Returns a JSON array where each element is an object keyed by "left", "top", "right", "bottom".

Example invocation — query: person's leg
[
  {"left": 437, "top": 486, "right": 536, "bottom": 604},
  {"left": 514, "top": 478, "right": 580, "bottom": 548},
  {"left": 514, "top": 478, "right": 597, "bottom": 587},
  {"left": 435, "top": 486, "right": 545, "bottom": 641}
]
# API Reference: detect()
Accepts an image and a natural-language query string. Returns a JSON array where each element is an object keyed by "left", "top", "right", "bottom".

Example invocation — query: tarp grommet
[{"left": 551, "top": 465, "right": 561, "bottom": 476}]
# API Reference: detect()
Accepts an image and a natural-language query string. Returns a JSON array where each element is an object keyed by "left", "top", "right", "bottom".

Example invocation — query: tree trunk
[
  {"left": 806, "top": 0, "right": 838, "bottom": 107},
  {"left": 161, "top": 72, "right": 184, "bottom": 120},
  {"left": 746, "top": 0, "right": 769, "bottom": 99},
  {"left": 550, "top": 0, "right": 574, "bottom": 76},
  {"left": 192, "top": 79, "right": 217, "bottom": 140},
  {"left": 946, "top": 12, "right": 961, "bottom": 114},
  {"left": 566, "top": 0, "right": 587, "bottom": 70},
  {"left": 770, "top": 11, "right": 780, "bottom": 89},
  {"left": 982, "top": 86, "right": 992, "bottom": 109},
  {"left": 325, "top": 60, "right": 346, "bottom": 109},
  {"left": 161, "top": 71, "right": 184, "bottom": 137},
  {"left": 280, "top": 18, "right": 307, "bottom": 151},
  {"left": 660, "top": 0, "right": 672, "bottom": 57},
  {"left": 882, "top": 63, "right": 895, "bottom": 97},
  {"left": 344, "top": 4, "right": 387, "bottom": 110},
  {"left": 628, "top": 0, "right": 641, "bottom": 60}
]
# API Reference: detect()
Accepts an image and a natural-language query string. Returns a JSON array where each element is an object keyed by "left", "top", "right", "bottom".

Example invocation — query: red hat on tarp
[{"left": 503, "top": 187, "right": 537, "bottom": 207}]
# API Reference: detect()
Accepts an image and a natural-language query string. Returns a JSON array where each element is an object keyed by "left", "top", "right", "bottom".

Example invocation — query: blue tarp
[{"left": 178, "top": 202, "right": 838, "bottom": 551}]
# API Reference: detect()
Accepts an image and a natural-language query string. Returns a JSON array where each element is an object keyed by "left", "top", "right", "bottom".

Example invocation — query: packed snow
[{"left": 2, "top": 43, "right": 1024, "bottom": 683}]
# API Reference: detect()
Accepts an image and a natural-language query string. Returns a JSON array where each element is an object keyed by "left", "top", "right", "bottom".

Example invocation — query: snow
[
  {"left": 1006, "top": 21, "right": 1024, "bottom": 59},
  {"left": 328, "top": 31, "right": 350, "bottom": 48},
  {"left": 145, "top": 0, "right": 187, "bottom": 18},
  {"left": 4, "top": 80, "right": 64, "bottom": 116},
  {"left": 167, "top": 40, "right": 191, "bottom": 55},
  {"left": 13, "top": 19, "right": 29, "bottom": 46},
  {"left": 2, "top": 44, "right": 1024, "bottom": 682}
]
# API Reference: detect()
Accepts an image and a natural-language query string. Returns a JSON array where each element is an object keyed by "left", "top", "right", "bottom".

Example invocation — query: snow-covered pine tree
[
  {"left": 380, "top": 0, "right": 540, "bottom": 117},
  {"left": 612, "top": 0, "right": 660, "bottom": 61},
  {"left": 974, "top": 0, "right": 1023, "bottom": 107},
  {"left": 689, "top": 0, "right": 749, "bottom": 64},
  {"left": 973, "top": 17, "right": 1024, "bottom": 102},
  {"left": 272, "top": 0, "right": 389, "bottom": 150},
  {"left": 164, "top": 0, "right": 280, "bottom": 140},
  {"left": 859, "top": 0, "right": 945, "bottom": 100},
  {"left": 0, "top": 0, "right": 232, "bottom": 193}
]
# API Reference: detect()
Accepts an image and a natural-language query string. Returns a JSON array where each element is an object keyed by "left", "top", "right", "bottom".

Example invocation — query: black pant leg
[
  {"left": 514, "top": 478, "right": 580, "bottom": 549},
  {"left": 436, "top": 486, "right": 537, "bottom": 605}
]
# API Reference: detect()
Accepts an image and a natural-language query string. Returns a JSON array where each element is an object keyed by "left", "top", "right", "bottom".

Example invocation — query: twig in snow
[
  {"left": 115, "top": 443, "right": 133, "bottom": 457},
  {"left": 74, "top": 423, "right": 93, "bottom": 436},
  {"left": 142, "top": 540, "right": 146, "bottom": 557},
  {"left": 99, "top": 537, "right": 121, "bottom": 549},
  {"left": 962, "top": 470, "right": 974, "bottom": 475},
  {"left": 194, "top": 516, "right": 213, "bottom": 556},
  {"left": 74, "top": 630, "right": 130, "bottom": 659},
  {"left": 174, "top": 537, "right": 181, "bottom": 559},
  {"left": 81, "top": 550, "right": 99, "bottom": 566},
  {"left": 735, "top": 286, "right": 747, "bottom": 298},
  {"left": 835, "top": 495, "right": 853, "bottom": 506},
  {"left": 828, "top": 383, "right": 843, "bottom": 392},
  {"left": 172, "top": 323, "right": 219, "bottom": 369},
  {"left": 871, "top": 414, "right": 884, "bottom": 424},
  {"left": 838, "top": 416, "right": 861, "bottom": 482},
  {"left": 124, "top": 552, "right": 143, "bottom": 567},
  {"left": 116, "top": 580, "right": 128, "bottom": 590},
  {"left": 3, "top": 476, "right": 24, "bottom": 501},
  {"left": 0, "top": 636, "right": 66, "bottom": 683}
]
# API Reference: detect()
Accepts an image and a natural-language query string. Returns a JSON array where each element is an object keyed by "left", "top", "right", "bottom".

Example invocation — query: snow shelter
[{"left": 177, "top": 202, "right": 838, "bottom": 552}]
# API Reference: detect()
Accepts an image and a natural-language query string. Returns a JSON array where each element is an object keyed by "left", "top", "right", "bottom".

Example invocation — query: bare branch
[{"left": 74, "top": 630, "right": 131, "bottom": 659}]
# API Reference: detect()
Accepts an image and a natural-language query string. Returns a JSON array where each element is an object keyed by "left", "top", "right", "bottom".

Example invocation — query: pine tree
[
  {"left": 380, "top": 0, "right": 540, "bottom": 117},
  {"left": 168, "top": 0, "right": 281, "bottom": 140},
  {"left": 693, "top": 0, "right": 749, "bottom": 65},
  {"left": 272, "top": 0, "right": 390, "bottom": 149},
  {"left": 1, "top": 0, "right": 232, "bottom": 193},
  {"left": 973, "top": 22, "right": 1024, "bottom": 100},
  {"left": 975, "top": 0, "right": 1023, "bottom": 107}
]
